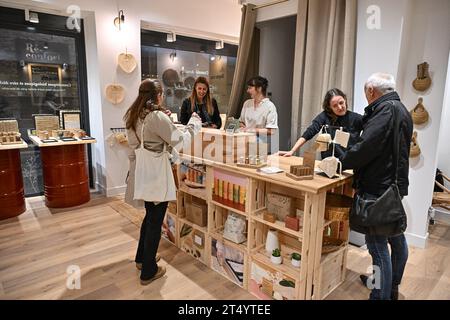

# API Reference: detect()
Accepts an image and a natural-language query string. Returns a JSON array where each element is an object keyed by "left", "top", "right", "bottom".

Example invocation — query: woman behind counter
[
  {"left": 180, "top": 76, "right": 222, "bottom": 129},
  {"left": 124, "top": 79, "right": 201, "bottom": 285},
  {"left": 279, "top": 88, "right": 362, "bottom": 159}
]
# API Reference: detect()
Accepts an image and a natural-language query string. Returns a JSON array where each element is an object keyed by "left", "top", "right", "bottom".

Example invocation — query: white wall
[
  {"left": 354, "top": 0, "right": 450, "bottom": 248},
  {"left": 8, "top": 0, "right": 242, "bottom": 195},
  {"left": 437, "top": 53, "right": 450, "bottom": 188},
  {"left": 258, "top": 16, "right": 296, "bottom": 151}
]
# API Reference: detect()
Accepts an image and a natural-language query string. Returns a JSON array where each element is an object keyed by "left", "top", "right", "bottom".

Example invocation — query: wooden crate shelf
[
  {"left": 179, "top": 181, "right": 208, "bottom": 201},
  {"left": 252, "top": 245, "right": 301, "bottom": 280},
  {"left": 210, "top": 200, "right": 248, "bottom": 217},
  {"left": 251, "top": 210, "right": 303, "bottom": 239},
  {"left": 178, "top": 220, "right": 209, "bottom": 265},
  {"left": 210, "top": 235, "right": 248, "bottom": 288},
  {"left": 249, "top": 259, "right": 299, "bottom": 300},
  {"left": 171, "top": 154, "right": 353, "bottom": 300}
]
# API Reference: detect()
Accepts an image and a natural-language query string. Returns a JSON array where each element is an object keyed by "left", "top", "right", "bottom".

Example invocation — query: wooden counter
[
  {"left": 174, "top": 151, "right": 353, "bottom": 300},
  {"left": 29, "top": 135, "right": 96, "bottom": 208},
  {"left": 0, "top": 140, "right": 28, "bottom": 220}
]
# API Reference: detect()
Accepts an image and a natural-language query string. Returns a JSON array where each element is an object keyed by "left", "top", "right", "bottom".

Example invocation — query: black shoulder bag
[{"left": 350, "top": 102, "right": 407, "bottom": 236}]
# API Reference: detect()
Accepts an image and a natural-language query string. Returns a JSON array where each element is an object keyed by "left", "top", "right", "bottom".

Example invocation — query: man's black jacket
[{"left": 340, "top": 92, "right": 413, "bottom": 197}]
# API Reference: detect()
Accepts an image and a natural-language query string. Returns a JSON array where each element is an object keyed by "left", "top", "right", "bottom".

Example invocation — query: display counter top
[
  {"left": 28, "top": 135, "right": 96, "bottom": 147},
  {"left": 181, "top": 154, "right": 352, "bottom": 194},
  {"left": 0, "top": 139, "right": 28, "bottom": 150}
]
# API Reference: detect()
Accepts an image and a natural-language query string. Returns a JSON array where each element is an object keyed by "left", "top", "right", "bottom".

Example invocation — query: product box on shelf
[
  {"left": 210, "top": 237, "right": 246, "bottom": 287},
  {"left": 179, "top": 222, "right": 207, "bottom": 264},
  {"left": 162, "top": 212, "right": 177, "bottom": 245},
  {"left": 267, "top": 193, "right": 293, "bottom": 221},
  {"left": 185, "top": 201, "right": 207, "bottom": 227}
]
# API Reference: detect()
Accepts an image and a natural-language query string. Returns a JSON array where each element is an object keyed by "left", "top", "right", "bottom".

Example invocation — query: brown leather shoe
[
  {"left": 140, "top": 266, "right": 166, "bottom": 285},
  {"left": 136, "top": 254, "right": 161, "bottom": 270}
]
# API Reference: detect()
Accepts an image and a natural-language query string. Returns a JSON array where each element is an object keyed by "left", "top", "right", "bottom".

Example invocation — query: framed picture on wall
[{"left": 60, "top": 110, "right": 81, "bottom": 129}]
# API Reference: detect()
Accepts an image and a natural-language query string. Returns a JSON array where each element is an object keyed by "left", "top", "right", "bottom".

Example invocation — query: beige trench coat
[{"left": 124, "top": 110, "right": 201, "bottom": 208}]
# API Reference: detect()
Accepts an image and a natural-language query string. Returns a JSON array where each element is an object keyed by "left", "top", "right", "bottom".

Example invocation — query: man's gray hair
[{"left": 365, "top": 73, "right": 396, "bottom": 94}]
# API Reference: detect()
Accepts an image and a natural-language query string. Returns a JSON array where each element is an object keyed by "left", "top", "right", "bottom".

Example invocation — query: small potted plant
[
  {"left": 291, "top": 252, "right": 301, "bottom": 268},
  {"left": 271, "top": 248, "right": 282, "bottom": 265}
]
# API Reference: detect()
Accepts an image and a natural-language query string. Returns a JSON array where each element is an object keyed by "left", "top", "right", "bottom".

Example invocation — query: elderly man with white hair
[{"left": 340, "top": 73, "right": 413, "bottom": 300}]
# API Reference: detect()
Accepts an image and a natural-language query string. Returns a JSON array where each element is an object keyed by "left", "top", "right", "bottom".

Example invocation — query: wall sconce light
[
  {"left": 215, "top": 40, "right": 224, "bottom": 50},
  {"left": 62, "top": 63, "right": 68, "bottom": 70},
  {"left": 114, "top": 10, "right": 125, "bottom": 30},
  {"left": 43, "top": 42, "right": 49, "bottom": 50},
  {"left": 167, "top": 32, "right": 176, "bottom": 43},
  {"left": 19, "top": 60, "right": 26, "bottom": 68},
  {"left": 210, "top": 55, "right": 216, "bottom": 61},
  {"left": 169, "top": 51, "right": 177, "bottom": 62},
  {"left": 25, "top": 9, "right": 39, "bottom": 24}
]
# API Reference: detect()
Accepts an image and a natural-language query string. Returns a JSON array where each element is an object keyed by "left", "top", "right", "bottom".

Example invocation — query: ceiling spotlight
[
  {"left": 210, "top": 55, "right": 216, "bottom": 61},
  {"left": 167, "top": 32, "right": 176, "bottom": 43},
  {"left": 25, "top": 9, "right": 39, "bottom": 24},
  {"left": 114, "top": 10, "right": 125, "bottom": 30},
  {"left": 215, "top": 40, "right": 224, "bottom": 50}
]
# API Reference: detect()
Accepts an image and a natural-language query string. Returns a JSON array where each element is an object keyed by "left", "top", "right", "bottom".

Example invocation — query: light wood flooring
[{"left": 0, "top": 195, "right": 449, "bottom": 300}]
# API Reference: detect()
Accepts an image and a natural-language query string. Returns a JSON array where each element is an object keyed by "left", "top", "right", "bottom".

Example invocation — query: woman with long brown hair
[
  {"left": 124, "top": 79, "right": 201, "bottom": 285},
  {"left": 180, "top": 76, "right": 222, "bottom": 128}
]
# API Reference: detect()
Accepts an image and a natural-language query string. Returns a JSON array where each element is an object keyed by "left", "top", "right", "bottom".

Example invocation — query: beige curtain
[
  {"left": 227, "top": 4, "right": 259, "bottom": 118},
  {"left": 291, "top": 0, "right": 357, "bottom": 150}
]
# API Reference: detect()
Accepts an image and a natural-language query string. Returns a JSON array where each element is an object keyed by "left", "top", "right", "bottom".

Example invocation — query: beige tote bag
[{"left": 133, "top": 115, "right": 177, "bottom": 202}]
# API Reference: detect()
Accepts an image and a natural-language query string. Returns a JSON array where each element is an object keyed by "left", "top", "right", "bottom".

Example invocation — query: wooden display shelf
[
  {"left": 179, "top": 216, "right": 208, "bottom": 233},
  {"left": 175, "top": 150, "right": 353, "bottom": 299},
  {"left": 252, "top": 245, "right": 301, "bottom": 280},
  {"left": 29, "top": 135, "right": 96, "bottom": 147},
  {"left": 183, "top": 180, "right": 206, "bottom": 189},
  {"left": 252, "top": 210, "right": 303, "bottom": 239},
  {"left": 211, "top": 200, "right": 248, "bottom": 217},
  {"left": 0, "top": 139, "right": 28, "bottom": 150},
  {"left": 210, "top": 228, "right": 248, "bottom": 253},
  {"left": 179, "top": 181, "right": 207, "bottom": 201}
]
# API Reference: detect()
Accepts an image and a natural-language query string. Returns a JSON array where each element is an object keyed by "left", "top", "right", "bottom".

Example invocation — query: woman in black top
[
  {"left": 279, "top": 88, "right": 363, "bottom": 159},
  {"left": 180, "top": 76, "right": 222, "bottom": 128}
]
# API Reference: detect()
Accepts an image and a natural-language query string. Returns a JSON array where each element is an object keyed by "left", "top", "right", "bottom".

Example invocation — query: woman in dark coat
[{"left": 279, "top": 88, "right": 363, "bottom": 159}]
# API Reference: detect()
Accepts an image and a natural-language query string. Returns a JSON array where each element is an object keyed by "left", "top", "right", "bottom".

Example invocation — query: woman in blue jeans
[{"left": 364, "top": 234, "right": 408, "bottom": 300}]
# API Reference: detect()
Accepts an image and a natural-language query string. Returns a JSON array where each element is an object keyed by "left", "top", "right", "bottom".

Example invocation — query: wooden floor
[{"left": 1, "top": 195, "right": 449, "bottom": 300}]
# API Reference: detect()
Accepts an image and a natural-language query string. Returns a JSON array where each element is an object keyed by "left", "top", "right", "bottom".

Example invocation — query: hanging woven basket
[
  {"left": 410, "top": 97, "right": 429, "bottom": 125},
  {"left": 412, "top": 62, "right": 432, "bottom": 91},
  {"left": 410, "top": 131, "right": 421, "bottom": 158}
]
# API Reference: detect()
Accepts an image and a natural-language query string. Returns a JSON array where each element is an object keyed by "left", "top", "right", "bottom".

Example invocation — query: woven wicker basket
[
  {"left": 410, "top": 131, "right": 421, "bottom": 158},
  {"left": 322, "top": 236, "right": 346, "bottom": 254},
  {"left": 325, "top": 193, "right": 353, "bottom": 221},
  {"left": 412, "top": 77, "right": 431, "bottom": 91},
  {"left": 410, "top": 98, "right": 429, "bottom": 125}
]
